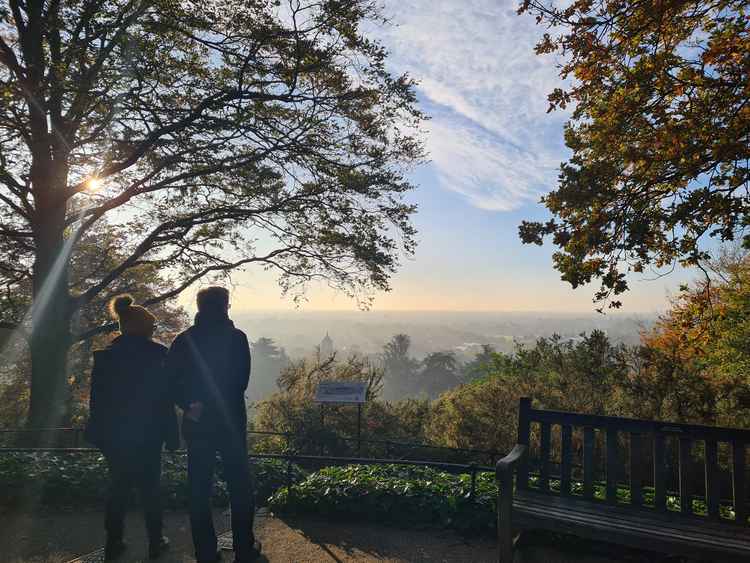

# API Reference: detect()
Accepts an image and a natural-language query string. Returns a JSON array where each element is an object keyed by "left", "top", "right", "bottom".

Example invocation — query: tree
[
  {"left": 253, "top": 353, "right": 385, "bottom": 455},
  {"left": 0, "top": 220, "right": 187, "bottom": 427},
  {"left": 380, "top": 333, "right": 419, "bottom": 399},
  {"left": 624, "top": 249, "right": 750, "bottom": 426},
  {"left": 248, "top": 337, "right": 290, "bottom": 403},
  {"left": 0, "top": 1, "right": 424, "bottom": 427},
  {"left": 426, "top": 331, "right": 631, "bottom": 453},
  {"left": 419, "top": 350, "right": 460, "bottom": 398},
  {"left": 461, "top": 344, "right": 496, "bottom": 382},
  {"left": 517, "top": 0, "right": 750, "bottom": 308}
]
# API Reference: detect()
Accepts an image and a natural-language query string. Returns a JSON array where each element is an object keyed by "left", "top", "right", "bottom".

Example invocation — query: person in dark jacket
[
  {"left": 167, "top": 286, "right": 260, "bottom": 563},
  {"left": 85, "top": 295, "right": 178, "bottom": 561}
]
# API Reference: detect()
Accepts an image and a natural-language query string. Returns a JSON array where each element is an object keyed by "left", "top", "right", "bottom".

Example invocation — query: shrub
[
  {"left": 268, "top": 464, "right": 497, "bottom": 535},
  {"left": 0, "top": 451, "right": 305, "bottom": 509}
]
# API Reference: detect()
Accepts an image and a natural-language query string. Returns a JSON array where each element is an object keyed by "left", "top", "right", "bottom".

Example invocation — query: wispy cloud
[{"left": 380, "top": 0, "right": 570, "bottom": 211}]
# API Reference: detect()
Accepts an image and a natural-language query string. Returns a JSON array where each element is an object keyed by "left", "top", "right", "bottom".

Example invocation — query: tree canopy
[
  {"left": 0, "top": 0, "right": 424, "bottom": 426},
  {"left": 517, "top": 0, "right": 750, "bottom": 307}
]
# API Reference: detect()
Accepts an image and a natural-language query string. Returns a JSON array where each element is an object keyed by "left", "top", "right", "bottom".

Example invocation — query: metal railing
[
  {"left": 0, "top": 446, "right": 494, "bottom": 501},
  {"left": 0, "top": 427, "right": 501, "bottom": 465}
]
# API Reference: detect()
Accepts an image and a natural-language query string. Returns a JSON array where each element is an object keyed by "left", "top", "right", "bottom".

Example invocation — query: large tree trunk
[
  {"left": 27, "top": 145, "right": 73, "bottom": 433},
  {"left": 13, "top": 2, "right": 75, "bottom": 437},
  {"left": 27, "top": 218, "right": 73, "bottom": 432}
]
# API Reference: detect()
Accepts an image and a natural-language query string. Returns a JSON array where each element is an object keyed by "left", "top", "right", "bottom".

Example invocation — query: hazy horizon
[{"left": 229, "top": 309, "right": 656, "bottom": 361}]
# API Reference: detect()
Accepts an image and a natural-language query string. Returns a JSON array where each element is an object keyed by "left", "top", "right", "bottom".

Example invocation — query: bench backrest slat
[
  {"left": 583, "top": 426, "right": 595, "bottom": 500},
  {"left": 539, "top": 422, "right": 551, "bottom": 492},
  {"left": 606, "top": 427, "right": 619, "bottom": 504},
  {"left": 653, "top": 433, "right": 667, "bottom": 512},
  {"left": 630, "top": 432, "right": 645, "bottom": 507},
  {"left": 733, "top": 441, "right": 747, "bottom": 525},
  {"left": 516, "top": 398, "right": 750, "bottom": 525},
  {"left": 560, "top": 424, "right": 573, "bottom": 496},
  {"left": 679, "top": 437, "right": 692, "bottom": 515},
  {"left": 705, "top": 439, "right": 720, "bottom": 520}
]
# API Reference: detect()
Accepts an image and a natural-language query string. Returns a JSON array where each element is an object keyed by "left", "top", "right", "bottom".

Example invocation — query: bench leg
[
  {"left": 499, "top": 527, "right": 513, "bottom": 563},
  {"left": 498, "top": 497, "right": 514, "bottom": 562},
  {"left": 499, "top": 528, "right": 522, "bottom": 563}
]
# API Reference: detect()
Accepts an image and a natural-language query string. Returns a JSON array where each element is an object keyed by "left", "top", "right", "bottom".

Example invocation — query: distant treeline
[{"left": 251, "top": 251, "right": 750, "bottom": 460}]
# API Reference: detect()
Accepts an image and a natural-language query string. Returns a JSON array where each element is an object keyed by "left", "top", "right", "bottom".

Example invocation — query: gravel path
[{"left": 1, "top": 508, "right": 655, "bottom": 563}]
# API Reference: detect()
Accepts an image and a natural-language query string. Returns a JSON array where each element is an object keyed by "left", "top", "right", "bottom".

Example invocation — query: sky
[{"left": 211, "top": 0, "right": 694, "bottom": 314}]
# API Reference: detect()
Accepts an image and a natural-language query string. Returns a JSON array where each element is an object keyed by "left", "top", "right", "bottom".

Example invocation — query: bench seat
[
  {"left": 496, "top": 399, "right": 750, "bottom": 562},
  {"left": 513, "top": 490, "right": 750, "bottom": 562}
]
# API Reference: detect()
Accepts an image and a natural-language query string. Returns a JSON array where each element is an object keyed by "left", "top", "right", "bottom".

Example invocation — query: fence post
[
  {"left": 286, "top": 456, "right": 294, "bottom": 502},
  {"left": 357, "top": 403, "right": 362, "bottom": 456},
  {"left": 469, "top": 463, "right": 477, "bottom": 501}
]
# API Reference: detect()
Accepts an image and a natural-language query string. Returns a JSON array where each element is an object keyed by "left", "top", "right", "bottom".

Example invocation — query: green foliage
[
  {"left": 461, "top": 344, "right": 496, "bottom": 383},
  {"left": 623, "top": 251, "right": 750, "bottom": 426},
  {"left": 268, "top": 464, "right": 497, "bottom": 534},
  {"left": 425, "top": 330, "right": 631, "bottom": 454},
  {"left": 518, "top": 0, "right": 750, "bottom": 307},
  {"left": 0, "top": 452, "right": 304, "bottom": 508},
  {"left": 253, "top": 353, "right": 428, "bottom": 457}
]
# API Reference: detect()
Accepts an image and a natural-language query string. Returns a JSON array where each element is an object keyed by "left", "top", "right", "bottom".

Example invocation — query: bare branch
[{"left": 73, "top": 246, "right": 300, "bottom": 342}]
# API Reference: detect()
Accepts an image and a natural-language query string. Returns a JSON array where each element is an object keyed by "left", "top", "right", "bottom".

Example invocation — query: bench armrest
[
  {"left": 496, "top": 444, "right": 527, "bottom": 499},
  {"left": 496, "top": 444, "right": 527, "bottom": 475},
  {"left": 496, "top": 444, "right": 527, "bottom": 561}
]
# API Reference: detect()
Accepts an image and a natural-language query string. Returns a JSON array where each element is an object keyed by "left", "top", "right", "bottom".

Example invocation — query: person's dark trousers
[
  {"left": 188, "top": 432, "right": 255, "bottom": 563},
  {"left": 104, "top": 443, "right": 163, "bottom": 546}
]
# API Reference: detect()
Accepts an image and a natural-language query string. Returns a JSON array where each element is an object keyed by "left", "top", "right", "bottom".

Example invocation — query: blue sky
[{"left": 222, "top": 0, "right": 693, "bottom": 314}]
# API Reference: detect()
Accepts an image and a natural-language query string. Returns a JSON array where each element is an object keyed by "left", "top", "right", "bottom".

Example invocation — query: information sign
[{"left": 314, "top": 381, "right": 367, "bottom": 404}]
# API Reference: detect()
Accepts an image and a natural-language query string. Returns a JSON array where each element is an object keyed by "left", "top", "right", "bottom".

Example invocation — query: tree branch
[
  {"left": 0, "top": 35, "right": 25, "bottom": 80},
  {"left": 73, "top": 246, "right": 300, "bottom": 342}
]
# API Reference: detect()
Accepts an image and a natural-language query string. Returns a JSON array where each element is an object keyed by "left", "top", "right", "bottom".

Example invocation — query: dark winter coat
[
  {"left": 166, "top": 313, "right": 251, "bottom": 439},
  {"left": 85, "top": 335, "right": 179, "bottom": 451}
]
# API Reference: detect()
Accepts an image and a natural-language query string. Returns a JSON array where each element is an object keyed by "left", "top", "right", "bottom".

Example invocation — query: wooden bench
[{"left": 496, "top": 398, "right": 750, "bottom": 562}]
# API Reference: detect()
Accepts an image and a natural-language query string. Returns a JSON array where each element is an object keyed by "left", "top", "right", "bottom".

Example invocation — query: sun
[{"left": 86, "top": 177, "right": 102, "bottom": 192}]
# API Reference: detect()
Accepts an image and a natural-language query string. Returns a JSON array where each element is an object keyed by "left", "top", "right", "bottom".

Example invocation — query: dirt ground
[{"left": 0, "top": 508, "right": 666, "bottom": 563}]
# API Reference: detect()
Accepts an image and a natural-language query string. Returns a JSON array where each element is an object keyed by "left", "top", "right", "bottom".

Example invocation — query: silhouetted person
[
  {"left": 85, "top": 294, "right": 178, "bottom": 561},
  {"left": 167, "top": 287, "right": 260, "bottom": 563}
]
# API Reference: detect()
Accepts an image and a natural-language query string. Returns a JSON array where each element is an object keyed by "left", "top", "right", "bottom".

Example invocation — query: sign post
[{"left": 314, "top": 381, "right": 367, "bottom": 456}]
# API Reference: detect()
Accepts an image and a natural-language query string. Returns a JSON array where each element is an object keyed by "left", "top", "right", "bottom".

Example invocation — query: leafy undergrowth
[
  {"left": 0, "top": 451, "right": 305, "bottom": 509},
  {"left": 268, "top": 464, "right": 497, "bottom": 535},
  {"left": 268, "top": 464, "right": 746, "bottom": 536}
]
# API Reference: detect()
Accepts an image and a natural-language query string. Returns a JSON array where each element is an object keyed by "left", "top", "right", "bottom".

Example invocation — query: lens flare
[{"left": 86, "top": 177, "right": 102, "bottom": 192}]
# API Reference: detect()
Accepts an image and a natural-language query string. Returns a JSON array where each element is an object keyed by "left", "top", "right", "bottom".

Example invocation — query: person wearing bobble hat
[{"left": 85, "top": 294, "right": 179, "bottom": 561}]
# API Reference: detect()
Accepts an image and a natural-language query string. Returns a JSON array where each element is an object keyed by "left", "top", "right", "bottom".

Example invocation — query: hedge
[{"left": 0, "top": 451, "right": 305, "bottom": 509}]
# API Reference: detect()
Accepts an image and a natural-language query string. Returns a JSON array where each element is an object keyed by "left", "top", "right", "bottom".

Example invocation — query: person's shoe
[
  {"left": 148, "top": 535, "right": 170, "bottom": 559},
  {"left": 234, "top": 539, "right": 263, "bottom": 563},
  {"left": 198, "top": 551, "right": 222, "bottom": 563},
  {"left": 104, "top": 539, "right": 127, "bottom": 561}
]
